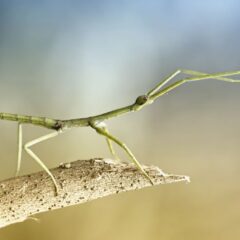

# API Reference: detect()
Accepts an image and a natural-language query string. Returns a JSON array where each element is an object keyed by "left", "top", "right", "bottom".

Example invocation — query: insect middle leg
[
  {"left": 90, "top": 121, "right": 154, "bottom": 184},
  {"left": 100, "top": 122, "right": 119, "bottom": 160}
]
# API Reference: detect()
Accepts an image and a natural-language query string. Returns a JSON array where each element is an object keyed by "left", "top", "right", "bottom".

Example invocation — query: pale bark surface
[{"left": 0, "top": 158, "right": 190, "bottom": 228}]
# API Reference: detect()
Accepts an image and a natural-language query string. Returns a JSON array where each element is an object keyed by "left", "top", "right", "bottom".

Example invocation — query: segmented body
[
  {"left": 0, "top": 112, "right": 92, "bottom": 130},
  {"left": 0, "top": 112, "right": 58, "bottom": 129},
  {"left": 0, "top": 69, "right": 239, "bottom": 194}
]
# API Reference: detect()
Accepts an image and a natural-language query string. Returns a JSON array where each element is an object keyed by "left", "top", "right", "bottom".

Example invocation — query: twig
[{"left": 0, "top": 158, "right": 190, "bottom": 228}]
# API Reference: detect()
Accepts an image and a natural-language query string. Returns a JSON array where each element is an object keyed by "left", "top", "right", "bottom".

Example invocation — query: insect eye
[{"left": 135, "top": 95, "right": 148, "bottom": 105}]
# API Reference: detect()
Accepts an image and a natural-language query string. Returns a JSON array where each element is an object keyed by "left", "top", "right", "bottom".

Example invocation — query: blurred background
[{"left": 0, "top": 0, "right": 240, "bottom": 239}]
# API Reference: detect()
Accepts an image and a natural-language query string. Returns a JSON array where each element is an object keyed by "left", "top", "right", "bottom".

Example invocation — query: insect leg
[
  {"left": 16, "top": 123, "right": 23, "bottom": 176},
  {"left": 180, "top": 69, "right": 239, "bottom": 82},
  {"left": 24, "top": 130, "right": 62, "bottom": 194},
  {"left": 147, "top": 69, "right": 239, "bottom": 98},
  {"left": 147, "top": 69, "right": 181, "bottom": 96},
  {"left": 90, "top": 121, "right": 153, "bottom": 184},
  {"left": 149, "top": 70, "right": 240, "bottom": 102},
  {"left": 99, "top": 122, "right": 119, "bottom": 160}
]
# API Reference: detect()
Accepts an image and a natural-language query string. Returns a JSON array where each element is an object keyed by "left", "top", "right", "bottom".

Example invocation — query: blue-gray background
[{"left": 0, "top": 1, "right": 240, "bottom": 239}]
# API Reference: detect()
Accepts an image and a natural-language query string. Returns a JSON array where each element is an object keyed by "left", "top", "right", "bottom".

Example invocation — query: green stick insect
[{"left": 1, "top": 69, "right": 240, "bottom": 194}]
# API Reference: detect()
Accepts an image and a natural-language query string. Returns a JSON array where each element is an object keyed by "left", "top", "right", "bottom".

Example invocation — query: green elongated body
[
  {"left": 0, "top": 112, "right": 58, "bottom": 129},
  {"left": 0, "top": 110, "right": 131, "bottom": 131},
  {"left": 1, "top": 69, "right": 240, "bottom": 131},
  {"left": 1, "top": 69, "right": 240, "bottom": 194},
  {"left": 0, "top": 108, "right": 133, "bottom": 130}
]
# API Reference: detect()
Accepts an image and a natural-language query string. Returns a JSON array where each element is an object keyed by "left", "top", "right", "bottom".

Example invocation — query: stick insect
[{"left": 1, "top": 69, "right": 240, "bottom": 194}]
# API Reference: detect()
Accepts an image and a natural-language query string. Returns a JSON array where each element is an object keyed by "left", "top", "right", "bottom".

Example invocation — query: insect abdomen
[{"left": 0, "top": 112, "right": 57, "bottom": 129}]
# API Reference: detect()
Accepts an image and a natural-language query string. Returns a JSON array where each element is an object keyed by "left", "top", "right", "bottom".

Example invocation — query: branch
[{"left": 0, "top": 158, "right": 190, "bottom": 228}]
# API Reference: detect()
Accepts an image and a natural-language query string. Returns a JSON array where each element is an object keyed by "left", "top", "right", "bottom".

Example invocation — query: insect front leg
[{"left": 147, "top": 68, "right": 239, "bottom": 98}]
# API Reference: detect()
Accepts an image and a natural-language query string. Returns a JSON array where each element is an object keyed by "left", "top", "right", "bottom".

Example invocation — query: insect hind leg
[
  {"left": 24, "top": 130, "right": 62, "bottom": 195},
  {"left": 16, "top": 123, "right": 23, "bottom": 177}
]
